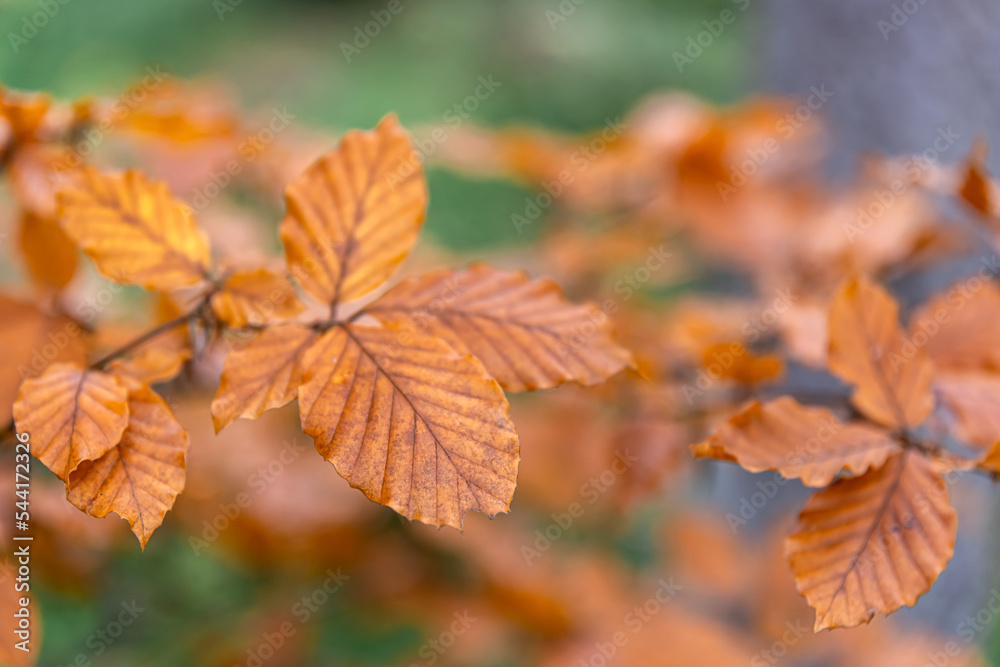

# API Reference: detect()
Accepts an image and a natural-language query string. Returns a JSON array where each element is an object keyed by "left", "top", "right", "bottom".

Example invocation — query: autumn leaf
[
  {"left": 57, "top": 167, "right": 211, "bottom": 291},
  {"left": 18, "top": 211, "right": 78, "bottom": 289},
  {"left": 367, "top": 264, "right": 634, "bottom": 392},
  {"left": 0, "top": 86, "right": 52, "bottom": 144},
  {"left": 956, "top": 140, "right": 996, "bottom": 219},
  {"left": 105, "top": 340, "right": 191, "bottom": 391},
  {"left": 298, "top": 322, "right": 519, "bottom": 530},
  {"left": 12, "top": 363, "right": 129, "bottom": 480},
  {"left": 66, "top": 386, "right": 189, "bottom": 548},
  {"left": 211, "top": 324, "right": 318, "bottom": 432},
  {"left": 700, "top": 342, "right": 782, "bottom": 384},
  {"left": 828, "top": 275, "right": 935, "bottom": 430},
  {"left": 786, "top": 452, "right": 956, "bottom": 631},
  {"left": 0, "top": 296, "right": 87, "bottom": 424},
  {"left": 691, "top": 397, "right": 897, "bottom": 487},
  {"left": 210, "top": 268, "right": 304, "bottom": 328},
  {"left": 279, "top": 114, "right": 427, "bottom": 307}
]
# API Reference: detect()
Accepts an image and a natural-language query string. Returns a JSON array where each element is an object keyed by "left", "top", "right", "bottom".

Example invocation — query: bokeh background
[{"left": 2, "top": 0, "right": 1000, "bottom": 665}]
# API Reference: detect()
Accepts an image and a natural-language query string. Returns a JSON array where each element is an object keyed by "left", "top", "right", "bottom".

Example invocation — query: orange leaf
[
  {"left": 828, "top": 276, "right": 935, "bottom": 429},
  {"left": 700, "top": 342, "right": 782, "bottom": 384},
  {"left": 66, "top": 386, "right": 189, "bottom": 548},
  {"left": 368, "top": 264, "right": 634, "bottom": 391},
  {"left": 57, "top": 168, "right": 211, "bottom": 291},
  {"left": 0, "top": 296, "right": 87, "bottom": 424},
  {"left": 691, "top": 397, "right": 898, "bottom": 487},
  {"left": 786, "top": 452, "right": 956, "bottom": 631},
  {"left": 18, "top": 211, "right": 78, "bottom": 289},
  {"left": 105, "top": 341, "right": 191, "bottom": 391},
  {"left": 210, "top": 268, "right": 304, "bottom": 328},
  {"left": 279, "top": 114, "right": 427, "bottom": 306},
  {"left": 298, "top": 322, "right": 518, "bottom": 530},
  {"left": 12, "top": 363, "right": 129, "bottom": 480},
  {"left": 211, "top": 325, "right": 318, "bottom": 432}
]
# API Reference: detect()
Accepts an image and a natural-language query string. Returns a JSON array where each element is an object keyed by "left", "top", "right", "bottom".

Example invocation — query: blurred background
[{"left": 1, "top": 0, "right": 1000, "bottom": 665}]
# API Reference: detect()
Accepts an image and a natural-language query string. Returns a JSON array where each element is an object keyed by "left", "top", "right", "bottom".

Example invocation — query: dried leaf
[
  {"left": 828, "top": 276, "right": 935, "bottom": 429},
  {"left": 786, "top": 452, "right": 956, "bottom": 631},
  {"left": 368, "top": 264, "right": 633, "bottom": 392},
  {"left": 280, "top": 114, "right": 427, "bottom": 306},
  {"left": 66, "top": 386, "right": 189, "bottom": 548},
  {"left": 57, "top": 167, "right": 211, "bottom": 291},
  {"left": 211, "top": 325, "right": 318, "bottom": 432},
  {"left": 12, "top": 363, "right": 129, "bottom": 480},
  {"left": 210, "top": 268, "right": 304, "bottom": 328},
  {"left": 692, "top": 397, "right": 899, "bottom": 487},
  {"left": 298, "top": 322, "right": 519, "bottom": 529},
  {"left": 18, "top": 211, "right": 78, "bottom": 289},
  {"left": 700, "top": 342, "right": 782, "bottom": 384},
  {"left": 0, "top": 297, "right": 87, "bottom": 424},
  {"left": 105, "top": 341, "right": 191, "bottom": 391}
]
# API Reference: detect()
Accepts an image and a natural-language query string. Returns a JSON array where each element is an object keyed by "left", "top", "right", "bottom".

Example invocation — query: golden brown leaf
[
  {"left": 828, "top": 276, "right": 935, "bottom": 429},
  {"left": 691, "top": 397, "right": 898, "bottom": 487},
  {"left": 12, "top": 363, "right": 129, "bottom": 480},
  {"left": 298, "top": 322, "right": 519, "bottom": 529},
  {"left": 0, "top": 297, "right": 87, "bottom": 424},
  {"left": 367, "top": 264, "right": 633, "bottom": 392},
  {"left": 0, "top": 87, "right": 52, "bottom": 143},
  {"left": 66, "top": 386, "right": 189, "bottom": 548},
  {"left": 18, "top": 212, "right": 78, "bottom": 289},
  {"left": 105, "top": 341, "right": 191, "bottom": 391},
  {"left": 210, "top": 268, "right": 304, "bottom": 328},
  {"left": 57, "top": 168, "right": 211, "bottom": 291},
  {"left": 786, "top": 452, "right": 956, "bottom": 631},
  {"left": 700, "top": 342, "right": 782, "bottom": 384},
  {"left": 211, "top": 325, "right": 318, "bottom": 432},
  {"left": 279, "top": 114, "right": 427, "bottom": 306}
]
